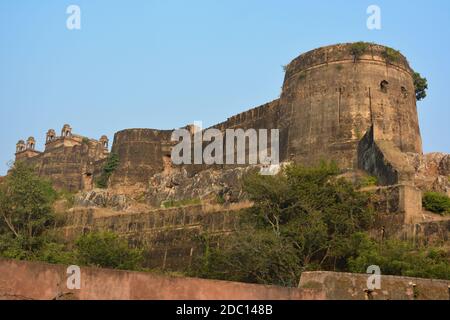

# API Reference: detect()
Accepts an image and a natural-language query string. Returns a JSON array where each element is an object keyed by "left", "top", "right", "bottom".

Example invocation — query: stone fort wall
[
  {"left": 279, "top": 43, "right": 421, "bottom": 169},
  {"left": 13, "top": 43, "right": 422, "bottom": 191},
  {"left": 14, "top": 125, "right": 109, "bottom": 192},
  {"left": 110, "top": 43, "right": 422, "bottom": 188}
]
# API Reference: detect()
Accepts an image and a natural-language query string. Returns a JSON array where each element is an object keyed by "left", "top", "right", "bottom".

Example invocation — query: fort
[{"left": 9, "top": 43, "right": 450, "bottom": 270}]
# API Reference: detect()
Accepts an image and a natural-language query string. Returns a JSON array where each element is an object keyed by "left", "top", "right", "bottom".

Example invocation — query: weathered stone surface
[
  {"left": 439, "top": 155, "right": 450, "bottom": 175},
  {"left": 299, "top": 271, "right": 450, "bottom": 300},
  {"left": 62, "top": 204, "right": 247, "bottom": 269},
  {"left": 75, "top": 189, "right": 131, "bottom": 211},
  {"left": 14, "top": 125, "right": 109, "bottom": 192},
  {"left": 280, "top": 43, "right": 422, "bottom": 169},
  {"left": 146, "top": 166, "right": 256, "bottom": 207},
  {"left": 406, "top": 152, "right": 450, "bottom": 195},
  {"left": 0, "top": 259, "right": 323, "bottom": 300},
  {"left": 358, "top": 126, "right": 415, "bottom": 185},
  {"left": 1, "top": 259, "right": 448, "bottom": 300}
]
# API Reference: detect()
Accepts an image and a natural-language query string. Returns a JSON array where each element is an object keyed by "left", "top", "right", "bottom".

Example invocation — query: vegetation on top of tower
[
  {"left": 349, "top": 42, "right": 371, "bottom": 61},
  {"left": 413, "top": 72, "right": 428, "bottom": 101},
  {"left": 95, "top": 153, "right": 120, "bottom": 189},
  {"left": 82, "top": 137, "right": 90, "bottom": 145},
  {"left": 382, "top": 47, "right": 402, "bottom": 64}
]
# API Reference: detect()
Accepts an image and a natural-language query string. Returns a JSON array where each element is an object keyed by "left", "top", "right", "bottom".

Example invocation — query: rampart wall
[{"left": 1, "top": 259, "right": 448, "bottom": 300}]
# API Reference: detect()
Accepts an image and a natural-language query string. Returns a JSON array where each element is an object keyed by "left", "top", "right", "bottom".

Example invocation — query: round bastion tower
[{"left": 278, "top": 43, "right": 423, "bottom": 169}]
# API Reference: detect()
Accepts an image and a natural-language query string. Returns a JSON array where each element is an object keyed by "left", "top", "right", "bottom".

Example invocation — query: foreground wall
[
  {"left": 1, "top": 259, "right": 448, "bottom": 300},
  {"left": 299, "top": 271, "right": 450, "bottom": 300},
  {"left": 0, "top": 259, "right": 321, "bottom": 300}
]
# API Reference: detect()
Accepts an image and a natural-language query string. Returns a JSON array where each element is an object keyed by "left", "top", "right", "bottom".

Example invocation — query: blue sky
[{"left": 1, "top": 0, "right": 449, "bottom": 175}]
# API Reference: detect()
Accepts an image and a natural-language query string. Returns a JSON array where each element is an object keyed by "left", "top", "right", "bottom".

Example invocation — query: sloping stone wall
[{"left": 62, "top": 204, "right": 243, "bottom": 269}]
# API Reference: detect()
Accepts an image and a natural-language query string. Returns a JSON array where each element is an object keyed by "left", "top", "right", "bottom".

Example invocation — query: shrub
[
  {"left": 350, "top": 42, "right": 370, "bottom": 61},
  {"left": 162, "top": 198, "right": 201, "bottom": 208},
  {"left": 58, "top": 190, "right": 76, "bottom": 208},
  {"left": 189, "top": 163, "right": 375, "bottom": 286},
  {"left": 349, "top": 237, "right": 450, "bottom": 280},
  {"left": 95, "top": 153, "right": 120, "bottom": 188},
  {"left": 359, "top": 176, "right": 378, "bottom": 188},
  {"left": 0, "top": 162, "right": 57, "bottom": 254},
  {"left": 75, "top": 231, "right": 144, "bottom": 270},
  {"left": 382, "top": 47, "right": 402, "bottom": 64},
  {"left": 413, "top": 72, "right": 428, "bottom": 101},
  {"left": 422, "top": 192, "right": 450, "bottom": 215}
]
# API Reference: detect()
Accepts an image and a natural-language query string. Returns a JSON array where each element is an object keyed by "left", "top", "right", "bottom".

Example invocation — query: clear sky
[{"left": 1, "top": 0, "right": 449, "bottom": 175}]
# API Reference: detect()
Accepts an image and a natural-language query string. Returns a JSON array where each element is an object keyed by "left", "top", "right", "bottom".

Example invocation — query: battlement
[
  {"left": 210, "top": 99, "right": 280, "bottom": 132},
  {"left": 285, "top": 43, "right": 412, "bottom": 80}
]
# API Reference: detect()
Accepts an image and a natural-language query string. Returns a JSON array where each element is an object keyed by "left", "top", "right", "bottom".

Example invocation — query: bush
[
  {"left": 382, "top": 47, "right": 402, "bottom": 63},
  {"left": 413, "top": 72, "right": 428, "bottom": 101},
  {"left": 189, "top": 163, "right": 375, "bottom": 286},
  {"left": 0, "top": 162, "right": 58, "bottom": 257},
  {"left": 349, "top": 42, "right": 370, "bottom": 61},
  {"left": 349, "top": 237, "right": 450, "bottom": 280},
  {"left": 95, "top": 153, "right": 120, "bottom": 188},
  {"left": 35, "top": 241, "right": 75, "bottom": 265},
  {"left": 162, "top": 198, "right": 201, "bottom": 208},
  {"left": 422, "top": 192, "right": 450, "bottom": 215},
  {"left": 359, "top": 175, "right": 378, "bottom": 188},
  {"left": 75, "top": 231, "right": 144, "bottom": 270},
  {"left": 58, "top": 190, "right": 76, "bottom": 208}
]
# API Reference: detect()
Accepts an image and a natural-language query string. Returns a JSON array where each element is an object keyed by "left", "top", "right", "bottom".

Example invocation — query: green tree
[
  {"left": 190, "top": 163, "right": 375, "bottom": 286},
  {"left": 348, "top": 237, "right": 450, "bottom": 280},
  {"left": 75, "top": 231, "right": 144, "bottom": 270},
  {"left": 96, "top": 153, "right": 120, "bottom": 188},
  {"left": 413, "top": 72, "right": 428, "bottom": 101},
  {"left": 422, "top": 192, "right": 450, "bottom": 215},
  {"left": 349, "top": 42, "right": 370, "bottom": 61},
  {"left": 0, "top": 162, "right": 58, "bottom": 259}
]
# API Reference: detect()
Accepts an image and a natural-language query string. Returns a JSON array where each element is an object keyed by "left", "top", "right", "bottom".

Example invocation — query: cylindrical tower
[
  {"left": 279, "top": 43, "right": 422, "bottom": 169},
  {"left": 110, "top": 128, "right": 173, "bottom": 186}
]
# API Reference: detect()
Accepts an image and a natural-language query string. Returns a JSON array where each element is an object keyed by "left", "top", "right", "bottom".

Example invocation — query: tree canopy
[{"left": 189, "top": 163, "right": 449, "bottom": 286}]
